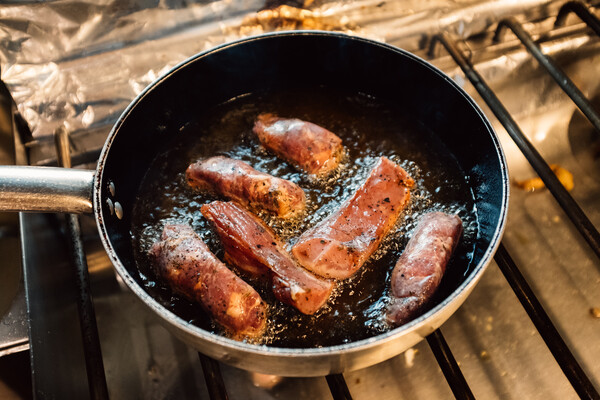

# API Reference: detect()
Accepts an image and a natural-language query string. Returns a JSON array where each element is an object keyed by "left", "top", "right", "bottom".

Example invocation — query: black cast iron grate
[
  {"left": 17, "top": 1, "right": 600, "bottom": 399},
  {"left": 425, "top": 2, "right": 600, "bottom": 399}
]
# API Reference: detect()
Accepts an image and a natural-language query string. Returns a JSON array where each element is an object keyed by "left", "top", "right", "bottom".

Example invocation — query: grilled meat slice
[
  {"left": 150, "top": 224, "right": 267, "bottom": 339},
  {"left": 202, "top": 201, "right": 334, "bottom": 315},
  {"left": 186, "top": 156, "right": 306, "bottom": 219},
  {"left": 253, "top": 113, "right": 344, "bottom": 175},
  {"left": 386, "top": 212, "right": 463, "bottom": 326},
  {"left": 292, "top": 156, "right": 414, "bottom": 279}
]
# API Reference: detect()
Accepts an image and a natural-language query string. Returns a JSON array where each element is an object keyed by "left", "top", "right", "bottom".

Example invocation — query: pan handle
[{"left": 0, "top": 166, "right": 94, "bottom": 214}]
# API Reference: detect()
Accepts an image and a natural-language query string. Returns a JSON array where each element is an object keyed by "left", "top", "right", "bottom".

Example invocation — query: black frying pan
[{"left": 0, "top": 31, "right": 508, "bottom": 376}]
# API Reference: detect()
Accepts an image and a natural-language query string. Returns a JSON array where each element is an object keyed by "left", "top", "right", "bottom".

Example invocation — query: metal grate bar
[
  {"left": 326, "top": 374, "right": 353, "bottom": 400},
  {"left": 555, "top": 1, "right": 600, "bottom": 36},
  {"left": 55, "top": 128, "right": 109, "bottom": 400},
  {"left": 426, "top": 330, "right": 476, "bottom": 399},
  {"left": 494, "top": 243, "right": 600, "bottom": 399},
  {"left": 428, "top": 32, "right": 600, "bottom": 261},
  {"left": 494, "top": 17, "right": 600, "bottom": 135},
  {"left": 198, "top": 353, "right": 229, "bottom": 400},
  {"left": 37, "top": 147, "right": 102, "bottom": 168}
]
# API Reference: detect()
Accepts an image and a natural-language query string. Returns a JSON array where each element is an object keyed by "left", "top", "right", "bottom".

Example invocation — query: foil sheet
[{"left": 0, "top": 0, "right": 568, "bottom": 147}]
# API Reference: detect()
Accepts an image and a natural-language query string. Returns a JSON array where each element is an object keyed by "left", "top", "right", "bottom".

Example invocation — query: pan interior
[
  {"left": 98, "top": 32, "right": 506, "bottom": 350},
  {"left": 130, "top": 86, "right": 479, "bottom": 347}
]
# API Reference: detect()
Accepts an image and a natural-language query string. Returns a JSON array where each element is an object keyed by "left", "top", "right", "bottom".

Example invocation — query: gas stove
[{"left": 1, "top": 1, "right": 599, "bottom": 398}]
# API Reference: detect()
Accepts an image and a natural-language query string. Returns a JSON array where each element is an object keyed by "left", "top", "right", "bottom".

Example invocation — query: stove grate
[{"left": 423, "top": 2, "right": 600, "bottom": 398}]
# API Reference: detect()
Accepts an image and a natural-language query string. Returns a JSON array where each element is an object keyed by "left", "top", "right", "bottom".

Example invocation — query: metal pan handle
[{"left": 0, "top": 166, "right": 94, "bottom": 214}]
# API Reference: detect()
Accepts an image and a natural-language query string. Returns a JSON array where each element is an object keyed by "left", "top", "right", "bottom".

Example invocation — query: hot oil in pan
[{"left": 131, "top": 87, "right": 478, "bottom": 348}]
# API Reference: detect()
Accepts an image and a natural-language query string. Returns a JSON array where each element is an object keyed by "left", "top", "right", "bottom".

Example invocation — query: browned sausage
[
  {"left": 186, "top": 156, "right": 306, "bottom": 219},
  {"left": 253, "top": 113, "right": 344, "bottom": 175},
  {"left": 386, "top": 212, "right": 463, "bottom": 326},
  {"left": 149, "top": 224, "right": 267, "bottom": 339},
  {"left": 292, "top": 157, "right": 414, "bottom": 279},
  {"left": 201, "top": 201, "right": 334, "bottom": 315}
]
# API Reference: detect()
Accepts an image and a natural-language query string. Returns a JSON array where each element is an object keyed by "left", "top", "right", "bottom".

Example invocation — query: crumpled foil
[{"left": 0, "top": 0, "right": 566, "bottom": 152}]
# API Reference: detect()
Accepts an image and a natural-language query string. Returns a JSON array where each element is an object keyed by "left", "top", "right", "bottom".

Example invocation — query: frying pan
[{"left": 0, "top": 31, "right": 508, "bottom": 376}]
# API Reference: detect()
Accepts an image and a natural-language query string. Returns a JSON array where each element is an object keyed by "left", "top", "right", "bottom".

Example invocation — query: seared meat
[
  {"left": 253, "top": 113, "right": 344, "bottom": 175},
  {"left": 186, "top": 156, "right": 306, "bottom": 219},
  {"left": 386, "top": 212, "right": 463, "bottom": 326},
  {"left": 292, "top": 157, "right": 414, "bottom": 279},
  {"left": 201, "top": 201, "right": 334, "bottom": 315},
  {"left": 150, "top": 224, "right": 267, "bottom": 339}
]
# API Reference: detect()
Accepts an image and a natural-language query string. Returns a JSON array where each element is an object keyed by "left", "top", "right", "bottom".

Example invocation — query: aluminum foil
[{"left": 0, "top": 0, "right": 567, "bottom": 147}]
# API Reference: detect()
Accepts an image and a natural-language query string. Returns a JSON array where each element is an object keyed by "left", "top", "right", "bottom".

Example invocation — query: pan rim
[{"left": 94, "top": 30, "right": 509, "bottom": 359}]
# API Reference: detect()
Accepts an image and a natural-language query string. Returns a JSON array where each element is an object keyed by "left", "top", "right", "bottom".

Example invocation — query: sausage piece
[
  {"left": 253, "top": 113, "right": 344, "bottom": 175},
  {"left": 292, "top": 157, "right": 414, "bottom": 279},
  {"left": 386, "top": 212, "right": 463, "bottom": 326},
  {"left": 150, "top": 224, "right": 267, "bottom": 339},
  {"left": 186, "top": 156, "right": 306, "bottom": 219},
  {"left": 201, "top": 201, "right": 334, "bottom": 315}
]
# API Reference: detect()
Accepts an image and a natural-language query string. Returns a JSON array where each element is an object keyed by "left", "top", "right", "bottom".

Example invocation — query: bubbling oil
[{"left": 131, "top": 87, "right": 478, "bottom": 347}]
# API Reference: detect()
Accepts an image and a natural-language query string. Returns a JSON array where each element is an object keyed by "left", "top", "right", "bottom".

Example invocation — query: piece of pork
[
  {"left": 292, "top": 156, "right": 414, "bottom": 279},
  {"left": 201, "top": 201, "right": 334, "bottom": 315},
  {"left": 386, "top": 212, "right": 463, "bottom": 326},
  {"left": 186, "top": 156, "right": 306, "bottom": 219},
  {"left": 253, "top": 113, "right": 344, "bottom": 176},
  {"left": 150, "top": 224, "right": 267, "bottom": 339}
]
